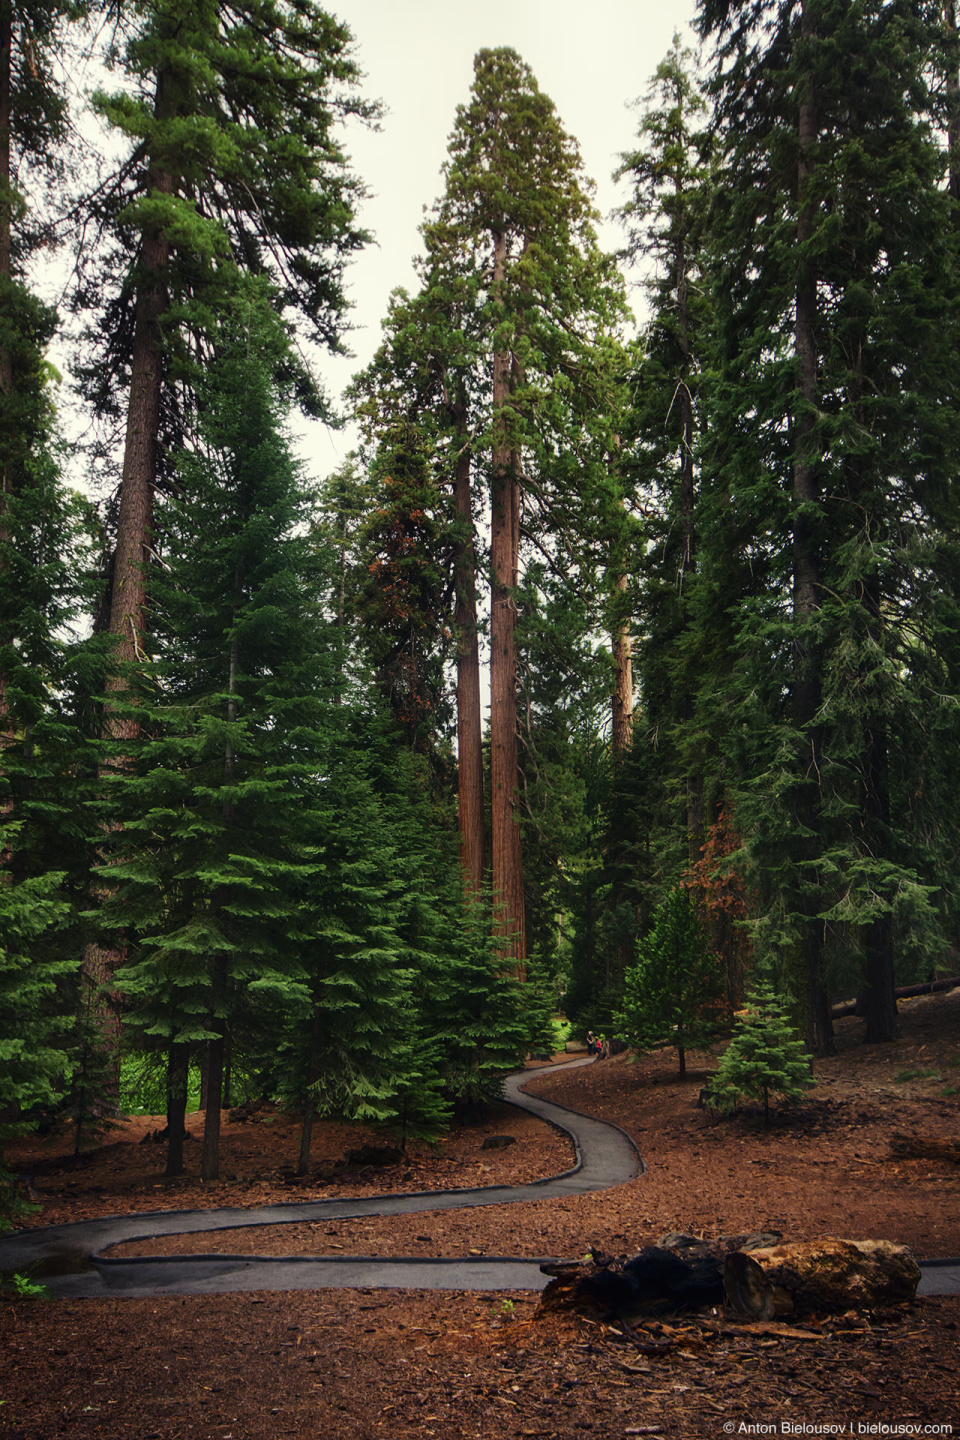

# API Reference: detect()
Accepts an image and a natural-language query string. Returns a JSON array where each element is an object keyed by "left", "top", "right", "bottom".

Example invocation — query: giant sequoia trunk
[
  {"left": 489, "top": 227, "right": 525, "bottom": 968},
  {"left": 0, "top": 2, "right": 15, "bottom": 735},
  {"left": 792, "top": 3, "right": 833, "bottom": 1058},
  {"left": 449, "top": 399, "right": 484, "bottom": 896}
]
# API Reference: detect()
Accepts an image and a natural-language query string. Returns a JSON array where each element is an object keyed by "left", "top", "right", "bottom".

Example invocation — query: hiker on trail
[{"left": 587, "top": 1031, "right": 596, "bottom": 1058}]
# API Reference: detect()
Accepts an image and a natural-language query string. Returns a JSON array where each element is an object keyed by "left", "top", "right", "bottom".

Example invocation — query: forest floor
[{"left": 2, "top": 988, "right": 959, "bottom": 1438}]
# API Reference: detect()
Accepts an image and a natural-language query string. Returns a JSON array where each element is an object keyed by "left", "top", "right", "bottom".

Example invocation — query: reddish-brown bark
[
  {"left": 489, "top": 227, "right": 525, "bottom": 969},
  {"left": 450, "top": 402, "right": 484, "bottom": 897}
]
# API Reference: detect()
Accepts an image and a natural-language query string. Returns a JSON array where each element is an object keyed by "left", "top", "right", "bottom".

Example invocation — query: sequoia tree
[{"left": 360, "top": 49, "right": 626, "bottom": 964}]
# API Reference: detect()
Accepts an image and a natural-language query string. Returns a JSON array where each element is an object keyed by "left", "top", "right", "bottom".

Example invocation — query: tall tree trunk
[
  {"left": 201, "top": 600, "right": 239, "bottom": 1182},
  {"left": 946, "top": 2, "right": 960, "bottom": 204},
  {"left": 450, "top": 400, "right": 484, "bottom": 896},
  {"left": 792, "top": 2, "right": 833, "bottom": 1057},
  {"left": 611, "top": 578, "right": 633, "bottom": 759},
  {"left": 676, "top": 231, "right": 702, "bottom": 867},
  {"left": 165, "top": 1041, "right": 190, "bottom": 1177},
  {"left": 0, "top": 1, "right": 15, "bottom": 738},
  {"left": 490, "top": 228, "right": 525, "bottom": 969},
  {"left": 297, "top": 1005, "right": 321, "bottom": 1176}
]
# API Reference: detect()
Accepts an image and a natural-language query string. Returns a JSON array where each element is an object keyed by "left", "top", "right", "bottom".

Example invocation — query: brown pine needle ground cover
[{"left": 2, "top": 988, "right": 959, "bottom": 1438}]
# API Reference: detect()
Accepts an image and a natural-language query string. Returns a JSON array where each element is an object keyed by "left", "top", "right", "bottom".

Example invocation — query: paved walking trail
[{"left": 1, "top": 1059, "right": 956, "bottom": 1298}]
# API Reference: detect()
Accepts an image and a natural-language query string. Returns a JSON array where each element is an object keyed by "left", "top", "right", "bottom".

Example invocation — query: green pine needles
[
  {"left": 615, "top": 887, "right": 724, "bottom": 1077},
  {"left": 706, "top": 982, "right": 815, "bottom": 1126}
]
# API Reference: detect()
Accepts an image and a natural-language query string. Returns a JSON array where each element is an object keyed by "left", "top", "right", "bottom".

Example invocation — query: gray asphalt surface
[
  {"left": 2, "top": 1057, "right": 957, "bottom": 1298},
  {"left": 0, "top": 1057, "right": 638, "bottom": 1297}
]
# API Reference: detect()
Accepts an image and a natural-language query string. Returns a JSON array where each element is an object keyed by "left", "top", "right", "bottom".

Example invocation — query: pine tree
[
  {"left": 103, "top": 298, "right": 341, "bottom": 1180},
  {"left": 697, "top": 0, "right": 960, "bottom": 1046},
  {"left": 77, "top": 0, "right": 373, "bottom": 712},
  {"left": 616, "top": 38, "right": 715, "bottom": 872},
  {"left": 0, "top": 824, "right": 73, "bottom": 1225},
  {"left": 615, "top": 886, "right": 724, "bottom": 1077},
  {"left": 706, "top": 981, "right": 815, "bottom": 1125}
]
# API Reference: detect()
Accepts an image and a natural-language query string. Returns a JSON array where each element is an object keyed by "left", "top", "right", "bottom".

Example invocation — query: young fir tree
[
  {"left": 615, "top": 886, "right": 724, "bottom": 1078},
  {"left": 0, "top": 825, "right": 73, "bottom": 1225},
  {"left": 706, "top": 981, "right": 815, "bottom": 1126},
  {"left": 697, "top": 0, "right": 960, "bottom": 1046}
]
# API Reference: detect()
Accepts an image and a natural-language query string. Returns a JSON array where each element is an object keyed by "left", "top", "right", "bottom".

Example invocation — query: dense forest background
[{"left": 2, "top": 0, "right": 959, "bottom": 1201}]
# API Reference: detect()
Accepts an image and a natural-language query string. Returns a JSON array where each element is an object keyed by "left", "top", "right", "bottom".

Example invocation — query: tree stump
[{"left": 724, "top": 1239, "right": 920, "bottom": 1319}]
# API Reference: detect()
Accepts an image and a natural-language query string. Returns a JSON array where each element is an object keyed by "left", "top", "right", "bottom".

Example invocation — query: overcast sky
[{"left": 302, "top": 0, "right": 699, "bottom": 473}]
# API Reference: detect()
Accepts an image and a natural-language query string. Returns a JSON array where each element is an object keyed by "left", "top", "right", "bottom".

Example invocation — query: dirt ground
[{"left": 2, "top": 988, "right": 959, "bottom": 1439}]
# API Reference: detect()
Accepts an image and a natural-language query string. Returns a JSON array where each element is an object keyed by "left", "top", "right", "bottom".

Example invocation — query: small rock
[{"left": 481, "top": 1135, "right": 517, "bottom": 1150}]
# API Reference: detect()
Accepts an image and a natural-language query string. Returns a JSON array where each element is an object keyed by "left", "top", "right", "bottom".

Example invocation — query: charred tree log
[
  {"left": 724, "top": 1239, "right": 920, "bottom": 1320},
  {"left": 539, "top": 1234, "right": 780, "bottom": 1318}
]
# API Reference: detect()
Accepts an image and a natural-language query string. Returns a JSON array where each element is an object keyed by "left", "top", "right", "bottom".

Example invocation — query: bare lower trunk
[
  {"left": 165, "top": 1042, "right": 190, "bottom": 1177},
  {"left": 611, "top": 572, "right": 633, "bottom": 760},
  {"left": 489, "top": 227, "right": 524, "bottom": 969},
  {"left": 450, "top": 404, "right": 484, "bottom": 895},
  {"left": 200, "top": 1030, "right": 224, "bottom": 1182},
  {"left": 793, "top": 6, "right": 832, "bottom": 1058}
]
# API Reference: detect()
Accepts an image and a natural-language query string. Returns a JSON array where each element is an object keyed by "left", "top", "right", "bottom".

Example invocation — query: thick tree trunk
[
  {"left": 490, "top": 227, "right": 525, "bottom": 969},
  {"left": 104, "top": 60, "right": 178, "bottom": 735},
  {"left": 165, "top": 1042, "right": 190, "bottom": 1177},
  {"left": 450, "top": 402, "right": 484, "bottom": 896},
  {"left": 200, "top": 1029, "right": 224, "bottom": 1182},
  {"left": 0, "top": 2, "right": 14, "bottom": 737},
  {"left": 611, "top": 571, "right": 633, "bottom": 759},
  {"left": 861, "top": 703, "right": 897, "bottom": 1042},
  {"left": 792, "top": 6, "right": 833, "bottom": 1058},
  {"left": 946, "top": 3, "right": 960, "bottom": 204}
]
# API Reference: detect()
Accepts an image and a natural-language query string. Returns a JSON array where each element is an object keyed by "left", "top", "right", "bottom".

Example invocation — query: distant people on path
[{"left": 586, "top": 1031, "right": 604, "bottom": 1059}]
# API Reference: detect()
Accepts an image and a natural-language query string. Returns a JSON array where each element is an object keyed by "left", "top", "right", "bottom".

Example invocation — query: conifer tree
[
  {"left": 102, "top": 297, "right": 340, "bottom": 1180},
  {"left": 697, "top": 0, "right": 960, "bottom": 1045},
  {"left": 78, "top": 0, "right": 373, "bottom": 713},
  {"left": 706, "top": 981, "right": 814, "bottom": 1125},
  {"left": 616, "top": 886, "right": 724, "bottom": 1077}
]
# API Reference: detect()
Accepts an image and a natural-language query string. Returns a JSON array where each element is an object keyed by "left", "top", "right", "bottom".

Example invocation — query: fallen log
[
  {"left": 540, "top": 1235, "right": 920, "bottom": 1322},
  {"left": 539, "top": 1233, "right": 780, "bottom": 1317},
  {"left": 724, "top": 1239, "right": 920, "bottom": 1320},
  {"left": 831, "top": 974, "right": 960, "bottom": 1019},
  {"left": 889, "top": 1134, "right": 960, "bottom": 1163}
]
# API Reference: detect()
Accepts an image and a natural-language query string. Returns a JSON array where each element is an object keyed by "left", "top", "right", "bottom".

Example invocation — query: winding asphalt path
[
  {"left": 2, "top": 1058, "right": 957, "bottom": 1298},
  {"left": 0, "top": 1059, "right": 641, "bottom": 1298}
]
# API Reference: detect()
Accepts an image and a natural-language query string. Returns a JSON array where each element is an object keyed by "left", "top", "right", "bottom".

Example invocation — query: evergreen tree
[
  {"left": 706, "top": 981, "right": 815, "bottom": 1125},
  {"left": 103, "top": 299, "right": 341, "bottom": 1180},
  {"left": 615, "top": 886, "right": 724, "bottom": 1077},
  {"left": 697, "top": 0, "right": 960, "bottom": 1045},
  {"left": 0, "top": 824, "right": 73, "bottom": 1222},
  {"left": 360, "top": 49, "right": 627, "bottom": 967},
  {"left": 77, "top": 0, "right": 373, "bottom": 714}
]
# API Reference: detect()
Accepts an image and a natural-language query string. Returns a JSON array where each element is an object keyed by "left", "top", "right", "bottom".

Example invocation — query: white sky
[{"left": 301, "top": 0, "right": 699, "bottom": 474}]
